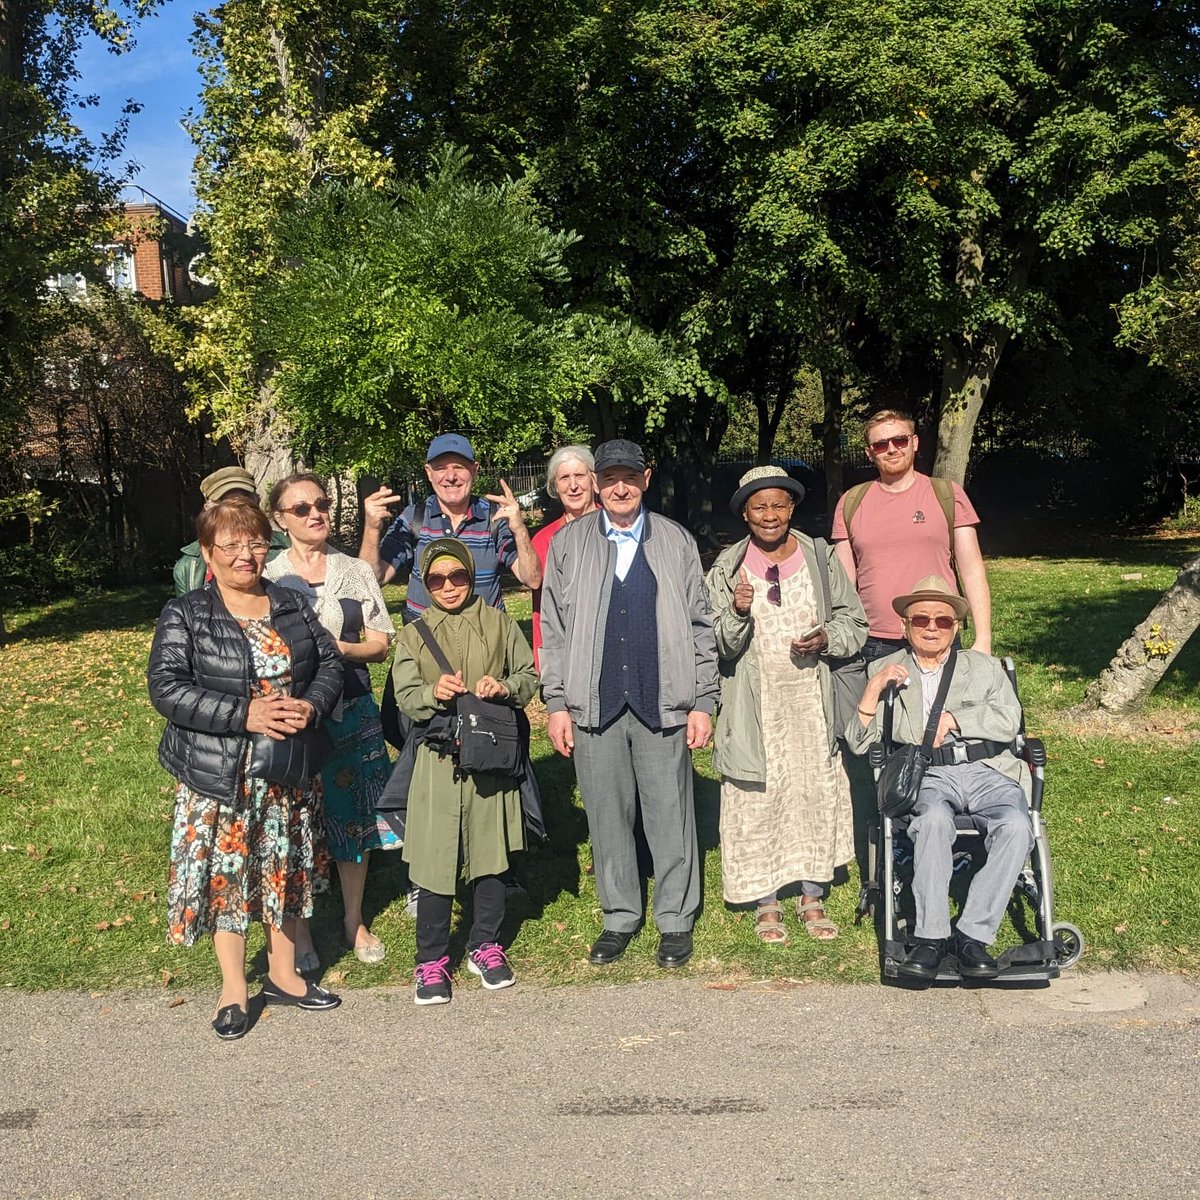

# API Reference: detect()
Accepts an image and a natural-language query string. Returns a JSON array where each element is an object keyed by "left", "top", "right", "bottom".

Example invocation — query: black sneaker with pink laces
[
  {"left": 467, "top": 943, "right": 515, "bottom": 990},
  {"left": 413, "top": 956, "right": 452, "bottom": 1005}
]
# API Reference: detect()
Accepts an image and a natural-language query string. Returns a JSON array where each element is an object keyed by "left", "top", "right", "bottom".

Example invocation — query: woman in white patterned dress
[
  {"left": 265, "top": 473, "right": 398, "bottom": 967},
  {"left": 705, "top": 466, "right": 867, "bottom": 943}
]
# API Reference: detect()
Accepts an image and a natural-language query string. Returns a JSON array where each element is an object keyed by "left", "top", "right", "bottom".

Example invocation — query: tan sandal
[
  {"left": 797, "top": 896, "right": 838, "bottom": 941},
  {"left": 754, "top": 901, "right": 789, "bottom": 945}
]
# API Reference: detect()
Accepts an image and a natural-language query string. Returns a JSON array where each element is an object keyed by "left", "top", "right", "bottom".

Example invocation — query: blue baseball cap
[{"left": 426, "top": 433, "right": 476, "bottom": 463}]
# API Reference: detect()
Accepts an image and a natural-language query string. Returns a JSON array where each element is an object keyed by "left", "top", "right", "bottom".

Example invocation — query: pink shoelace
[
  {"left": 472, "top": 943, "right": 508, "bottom": 969},
  {"left": 415, "top": 956, "right": 450, "bottom": 985}
]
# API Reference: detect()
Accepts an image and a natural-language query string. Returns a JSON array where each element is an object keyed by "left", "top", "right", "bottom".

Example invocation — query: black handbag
[
  {"left": 413, "top": 619, "right": 522, "bottom": 778},
  {"left": 248, "top": 724, "right": 332, "bottom": 789},
  {"left": 811, "top": 537, "right": 866, "bottom": 737},
  {"left": 877, "top": 650, "right": 957, "bottom": 819}
]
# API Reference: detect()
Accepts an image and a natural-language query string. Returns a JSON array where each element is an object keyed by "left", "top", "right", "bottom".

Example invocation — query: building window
[{"left": 103, "top": 246, "right": 137, "bottom": 292}]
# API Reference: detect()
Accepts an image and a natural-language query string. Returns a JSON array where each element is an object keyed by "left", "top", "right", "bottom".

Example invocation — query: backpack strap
[
  {"left": 838, "top": 481, "right": 872, "bottom": 536},
  {"left": 929, "top": 476, "right": 957, "bottom": 557}
]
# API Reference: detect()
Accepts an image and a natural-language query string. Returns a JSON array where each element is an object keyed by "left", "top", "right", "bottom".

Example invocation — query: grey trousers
[
  {"left": 908, "top": 760, "right": 1033, "bottom": 944},
  {"left": 572, "top": 709, "right": 699, "bottom": 934}
]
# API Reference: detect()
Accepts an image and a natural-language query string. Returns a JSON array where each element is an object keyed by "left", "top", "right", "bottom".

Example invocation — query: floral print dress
[{"left": 166, "top": 617, "right": 329, "bottom": 946}]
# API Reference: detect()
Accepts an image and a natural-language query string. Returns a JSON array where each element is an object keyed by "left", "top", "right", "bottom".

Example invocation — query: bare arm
[
  {"left": 834, "top": 539, "right": 857, "bottom": 588},
  {"left": 336, "top": 628, "right": 391, "bottom": 664},
  {"left": 357, "top": 487, "right": 401, "bottom": 585},
  {"left": 488, "top": 480, "right": 542, "bottom": 590},
  {"left": 954, "top": 525, "right": 992, "bottom": 655}
]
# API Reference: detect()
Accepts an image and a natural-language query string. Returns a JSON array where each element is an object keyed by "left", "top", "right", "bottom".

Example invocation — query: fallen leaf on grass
[
  {"left": 325, "top": 969, "right": 347, "bottom": 985},
  {"left": 1113, "top": 923, "right": 1129, "bottom": 934},
  {"left": 1092, "top": 757, "right": 1106, "bottom": 767},
  {"left": 0, "top": 920, "right": 10, "bottom": 931},
  {"left": 160, "top": 970, "right": 174, "bottom": 988},
  {"left": 95, "top": 921, "right": 111, "bottom": 931}
]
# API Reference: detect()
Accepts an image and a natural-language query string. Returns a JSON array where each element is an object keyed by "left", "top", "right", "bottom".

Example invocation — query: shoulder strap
[
  {"left": 929, "top": 476, "right": 956, "bottom": 554},
  {"left": 839, "top": 481, "right": 872, "bottom": 534},
  {"left": 919, "top": 649, "right": 957, "bottom": 758},
  {"left": 812, "top": 536, "right": 833, "bottom": 626},
  {"left": 413, "top": 618, "right": 456, "bottom": 677}
]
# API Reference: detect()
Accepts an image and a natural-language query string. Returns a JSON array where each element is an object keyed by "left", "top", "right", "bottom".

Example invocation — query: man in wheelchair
[{"left": 847, "top": 576, "right": 1033, "bottom": 982}]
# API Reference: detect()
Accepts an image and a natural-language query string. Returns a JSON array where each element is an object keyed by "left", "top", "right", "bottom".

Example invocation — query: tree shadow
[
  {"left": 1006, "top": 587, "right": 1200, "bottom": 692},
  {"left": 6, "top": 586, "right": 169, "bottom": 643}
]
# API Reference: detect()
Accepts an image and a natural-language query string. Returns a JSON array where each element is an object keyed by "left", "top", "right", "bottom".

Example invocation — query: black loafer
[
  {"left": 588, "top": 930, "right": 634, "bottom": 965},
  {"left": 955, "top": 935, "right": 1001, "bottom": 979},
  {"left": 897, "top": 939, "right": 945, "bottom": 982},
  {"left": 211, "top": 1003, "right": 249, "bottom": 1041},
  {"left": 656, "top": 931, "right": 693, "bottom": 969},
  {"left": 261, "top": 978, "right": 342, "bottom": 1010}
]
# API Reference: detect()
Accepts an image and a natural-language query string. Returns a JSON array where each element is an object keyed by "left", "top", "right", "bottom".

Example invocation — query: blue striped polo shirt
[{"left": 379, "top": 495, "right": 518, "bottom": 620}]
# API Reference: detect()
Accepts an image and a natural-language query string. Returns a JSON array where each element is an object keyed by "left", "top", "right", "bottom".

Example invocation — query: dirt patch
[{"left": 1057, "top": 704, "right": 1200, "bottom": 745}]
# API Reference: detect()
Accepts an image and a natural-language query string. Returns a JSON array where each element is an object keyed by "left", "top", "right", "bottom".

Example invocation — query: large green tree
[{"left": 256, "top": 153, "right": 689, "bottom": 474}]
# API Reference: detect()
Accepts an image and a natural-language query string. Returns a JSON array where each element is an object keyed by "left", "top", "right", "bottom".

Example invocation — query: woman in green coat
[{"left": 391, "top": 537, "right": 538, "bottom": 1005}]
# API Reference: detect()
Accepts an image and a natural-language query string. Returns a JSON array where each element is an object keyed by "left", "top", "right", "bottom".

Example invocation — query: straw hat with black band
[
  {"left": 891, "top": 575, "right": 970, "bottom": 622},
  {"left": 728, "top": 465, "right": 806, "bottom": 514}
]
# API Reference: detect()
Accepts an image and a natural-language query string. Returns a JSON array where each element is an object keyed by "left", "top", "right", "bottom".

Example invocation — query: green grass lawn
[{"left": 1, "top": 534, "right": 1198, "bottom": 992}]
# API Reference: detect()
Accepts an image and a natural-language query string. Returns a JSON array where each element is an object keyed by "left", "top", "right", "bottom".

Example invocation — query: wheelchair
[{"left": 855, "top": 657, "right": 1084, "bottom": 984}]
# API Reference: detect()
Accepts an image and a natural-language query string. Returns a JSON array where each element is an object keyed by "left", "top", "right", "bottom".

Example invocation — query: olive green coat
[{"left": 391, "top": 598, "right": 538, "bottom": 894}]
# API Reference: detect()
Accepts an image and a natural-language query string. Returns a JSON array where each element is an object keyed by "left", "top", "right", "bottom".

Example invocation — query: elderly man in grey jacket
[
  {"left": 541, "top": 439, "right": 719, "bottom": 969},
  {"left": 847, "top": 576, "right": 1032, "bottom": 983}
]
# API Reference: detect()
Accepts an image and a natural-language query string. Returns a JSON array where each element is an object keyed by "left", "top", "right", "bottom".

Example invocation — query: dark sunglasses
[
  {"left": 426, "top": 568, "right": 471, "bottom": 591},
  {"left": 765, "top": 563, "right": 781, "bottom": 607},
  {"left": 869, "top": 434, "right": 912, "bottom": 453},
  {"left": 278, "top": 497, "right": 332, "bottom": 517},
  {"left": 908, "top": 613, "right": 957, "bottom": 630}
]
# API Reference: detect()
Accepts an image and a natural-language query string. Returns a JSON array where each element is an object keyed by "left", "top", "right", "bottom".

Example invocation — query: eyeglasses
[
  {"left": 907, "top": 613, "right": 957, "bottom": 630},
  {"left": 426, "top": 568, "right": 471, "bottom": 591},
  {"left": 765, "top": 563, "right": 781, "bottom": 607},
  {"left": 277, "top": 497, "right": 332, "bottom": 518},
  {"left": 869, "top": 434, "right": 912, "bottom": 453},
  {"left": 214, "top": 540, "right": 271, "bottom": 557}
]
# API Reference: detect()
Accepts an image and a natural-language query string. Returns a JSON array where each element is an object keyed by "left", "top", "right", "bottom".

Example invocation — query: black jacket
[{"left": 147, "top": 581, "right": 344, "bottom": 802}]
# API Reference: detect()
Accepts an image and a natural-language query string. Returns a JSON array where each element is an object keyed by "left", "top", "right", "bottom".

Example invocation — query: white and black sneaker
[
  {"left": 467, "top": 943, "right": 516, "bottom": 990},
  {"left": 413, "top": 956, "right": 452, "bottom": 1005}
]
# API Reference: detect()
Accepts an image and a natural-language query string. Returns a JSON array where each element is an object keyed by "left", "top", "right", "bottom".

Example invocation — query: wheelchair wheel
[{"left": 1053, "top": 922, "right": 1084, "bottom": 969}]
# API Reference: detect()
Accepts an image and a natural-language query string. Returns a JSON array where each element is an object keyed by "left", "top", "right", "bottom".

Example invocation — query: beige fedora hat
[{"left": 891, "top": 574, "right": 970, "bottom": 622}]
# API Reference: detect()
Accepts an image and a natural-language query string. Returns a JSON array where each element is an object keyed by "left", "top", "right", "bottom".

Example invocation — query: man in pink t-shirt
[{"left": 831, "top": 410, "right": 992, "bottom": 661}]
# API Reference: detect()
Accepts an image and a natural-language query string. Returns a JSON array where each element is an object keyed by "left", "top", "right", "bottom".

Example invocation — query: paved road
[{"left": 1, "top": 971, "right": 1197, "bottom": 1199}]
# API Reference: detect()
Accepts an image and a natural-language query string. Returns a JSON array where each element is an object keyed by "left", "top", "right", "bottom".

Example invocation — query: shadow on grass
[
  {"left": 1005, "top": 587, "right": 1200, "bottom": 693},
  {"left": 7, "top": 586, "right": 169, "bottom": 643}
]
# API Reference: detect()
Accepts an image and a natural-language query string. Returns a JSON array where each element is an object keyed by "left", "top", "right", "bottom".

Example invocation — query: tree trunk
[
  {"left": 1085, "top": 554, "right": 1200, "bottom": 713},
  {"left": 821, "top": 369, "right": 844, "bottom": 517},
  {"left": 932, "top": 323, "right": 1010, "bottom": 485}
]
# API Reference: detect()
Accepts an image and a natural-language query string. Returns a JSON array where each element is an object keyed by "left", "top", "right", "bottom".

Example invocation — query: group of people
[{"left": 148, "top": 408, "right": 1034, "bottom": 1038}]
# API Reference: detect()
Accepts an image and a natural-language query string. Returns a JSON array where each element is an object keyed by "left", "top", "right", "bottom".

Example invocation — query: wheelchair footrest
[{"left": 883, "top": 938, "right": 1062, "bottom": 984}]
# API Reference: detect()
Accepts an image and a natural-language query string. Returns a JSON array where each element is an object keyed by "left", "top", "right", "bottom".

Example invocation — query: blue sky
[{"left": 73, "top": 2, "right": 207, "bottom": 219}]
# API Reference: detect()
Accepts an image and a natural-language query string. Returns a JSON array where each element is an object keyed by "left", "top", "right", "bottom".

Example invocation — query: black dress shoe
[
  {"left": 261, "top": 978, "right": 342, "bottom": 1010},
  {"left": 954, "top": 935, "right": 1001, "bottom": 979},
  {"left": 656, "top": 931, "right": 693, "bottom": 969},
  {"left": 897, "top": 938, "right": 945, "bottom": 982},
  {"left": 588, "top": 930, "right": 634, "bottom": 965},
  {"left": 211, "top": 1003, "right": 249, "bottom": 1041}
]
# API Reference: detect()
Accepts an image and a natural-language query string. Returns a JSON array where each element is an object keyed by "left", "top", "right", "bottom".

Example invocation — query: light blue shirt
[{"left": 602, "top": 509, "right": 645, "bottom": 581}]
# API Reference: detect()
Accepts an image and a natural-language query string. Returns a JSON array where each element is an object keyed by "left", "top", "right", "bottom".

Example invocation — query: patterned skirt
[{"left": 320, "top": 693, "right": 401, "bottom": 861}]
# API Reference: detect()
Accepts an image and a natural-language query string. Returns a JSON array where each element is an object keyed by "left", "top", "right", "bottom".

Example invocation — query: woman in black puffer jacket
[{"left": 148, "top": 496, "right": 345, "bottom": 1040}]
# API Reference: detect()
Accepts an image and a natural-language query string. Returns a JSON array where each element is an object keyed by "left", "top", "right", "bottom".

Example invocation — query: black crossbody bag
[
  {"left": 413, "top": 619, "right": 522, "bottom": 778},
  {"left": 877, "top": 650, "right": 957, "bottom": 819}
]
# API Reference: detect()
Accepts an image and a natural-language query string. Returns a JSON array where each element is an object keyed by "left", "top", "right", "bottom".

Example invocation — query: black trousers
[{"left": 416, "top": 875, "right": 506, "bottom": 964}]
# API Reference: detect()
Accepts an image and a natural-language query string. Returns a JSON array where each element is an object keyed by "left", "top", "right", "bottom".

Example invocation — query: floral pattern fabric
[{"left": 166, "top": 616, "right": 329, "bottom": 946}]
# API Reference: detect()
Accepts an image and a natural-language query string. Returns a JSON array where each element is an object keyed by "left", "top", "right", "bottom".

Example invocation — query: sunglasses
[
  {"left": 426, "top": 568, "right": 471, "bottom": 591},
  {"left": 907, "top": 613, "right": 957, "bottom": 630},
  {"left": 278, "top": 497, "right": 332, "bottom": 517},
  {"left": 765, "top": 563, "right": 781, "bottom": 607},
  {"left": 869, "top": 434, "right": 912, "bottom": 453}
]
